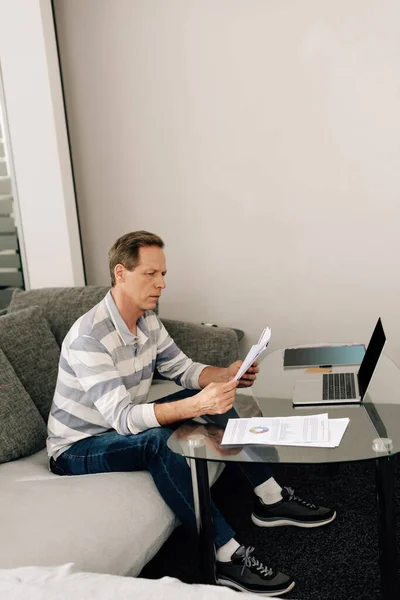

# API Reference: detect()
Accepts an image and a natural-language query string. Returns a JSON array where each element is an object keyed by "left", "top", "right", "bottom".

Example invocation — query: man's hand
[
  {"left": 154, "top": 379, "right": 238, "bottom": 425},
  {"left": 194, "top": 379, "right": 239, "bottom": 415},
  {"left": 227, "top": 360, "right": 259, "bottom": 388}
]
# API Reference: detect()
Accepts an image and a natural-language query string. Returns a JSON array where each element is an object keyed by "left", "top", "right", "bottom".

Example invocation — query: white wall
[
  {"left": 54, "top": 0, "right": 400, "bottom": 363},
  {"left": 0, "top": 0, "right": 84, "bottom": 288}
]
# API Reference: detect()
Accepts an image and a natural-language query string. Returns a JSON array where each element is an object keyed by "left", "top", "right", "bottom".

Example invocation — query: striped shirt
[{"left": 47, "top": 290, "right": 208, "bottom": 459}]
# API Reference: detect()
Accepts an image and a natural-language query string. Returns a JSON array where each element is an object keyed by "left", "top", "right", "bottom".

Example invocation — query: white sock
[
  {"left": 254, "top": 477, "right": 283, "bottom": 505},
  {"left": 216, "top": 538, "right": 241, "bottom": 562}
]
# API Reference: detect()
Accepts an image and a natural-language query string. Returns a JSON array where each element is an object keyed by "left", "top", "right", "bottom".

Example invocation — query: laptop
[{"left": 292, "top": 318, "right": 386, "bottom": 406}]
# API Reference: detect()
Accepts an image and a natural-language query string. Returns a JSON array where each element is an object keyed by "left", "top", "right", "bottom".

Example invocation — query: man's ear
[{"left": 114, "top": 263, "right": 125, "bottom": 284}]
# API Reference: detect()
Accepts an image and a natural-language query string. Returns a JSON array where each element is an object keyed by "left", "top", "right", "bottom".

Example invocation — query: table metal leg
[
  {"left": 190, "top": 457, "right": 216, "bottom": 584},
  {"left": 375, "top": 455, "right": 399, "bottom": 599}
]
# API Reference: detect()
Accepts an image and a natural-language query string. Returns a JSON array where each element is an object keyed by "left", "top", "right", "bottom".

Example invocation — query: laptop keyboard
[{"left": 322, "top": 373, "right": 357, "bottom": 400}]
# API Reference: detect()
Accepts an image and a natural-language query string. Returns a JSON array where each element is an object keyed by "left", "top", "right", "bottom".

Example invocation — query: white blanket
[{"left": 0, "top": 564, "right": 261, "bottom": 600}]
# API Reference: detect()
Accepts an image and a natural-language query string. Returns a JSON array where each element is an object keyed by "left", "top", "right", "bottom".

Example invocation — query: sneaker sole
[
  {"left": 216, "top": 576, "right": 295, "bottom": 597},
  {"left": 251, "top": 510, "right": 336, "bottom": 528}
]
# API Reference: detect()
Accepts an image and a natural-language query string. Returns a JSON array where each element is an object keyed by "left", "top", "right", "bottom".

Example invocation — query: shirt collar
[{"left": 104, "top": 290, "right": 148, "bottom": 347}]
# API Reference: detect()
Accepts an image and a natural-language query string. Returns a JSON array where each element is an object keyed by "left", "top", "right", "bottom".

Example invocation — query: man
[{"left": 47, "top": 231, "right": 335, "bottom": 597}]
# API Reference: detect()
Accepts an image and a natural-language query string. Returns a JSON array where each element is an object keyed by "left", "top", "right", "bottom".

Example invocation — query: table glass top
[{"left": 167, "top": 349, "right": 400, "bottom": 465}]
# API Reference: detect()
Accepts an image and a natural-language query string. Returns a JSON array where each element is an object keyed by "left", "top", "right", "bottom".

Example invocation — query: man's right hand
[
  {"left": 194, "top": 379, "right": 239, "bottom": 416},
  {"left": 154, "top": 379, "right": 238, "bottom": 427}
]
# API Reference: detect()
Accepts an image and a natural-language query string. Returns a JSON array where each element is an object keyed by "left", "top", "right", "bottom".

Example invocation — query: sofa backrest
[
  {"left": 8, "top": 286, "right": 160, "bottom": 348},
  {"left": 8, "top": 286, "right": 111, "bottom": 347}
]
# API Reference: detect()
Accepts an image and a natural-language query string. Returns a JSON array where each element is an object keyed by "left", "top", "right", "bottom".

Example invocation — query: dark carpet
[{"left": 140, "top": 458, "right": 400, "bottom": 599}]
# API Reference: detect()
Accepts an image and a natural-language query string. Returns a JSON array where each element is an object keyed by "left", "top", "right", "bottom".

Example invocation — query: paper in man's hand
[{"left": 233, "top": 327, "right": 271, "bottom": 381}]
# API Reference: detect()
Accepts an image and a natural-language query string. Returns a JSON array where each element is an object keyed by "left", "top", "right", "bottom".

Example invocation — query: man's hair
[{"left": 108, "top": 231, "right": 164, "bottom": 286}]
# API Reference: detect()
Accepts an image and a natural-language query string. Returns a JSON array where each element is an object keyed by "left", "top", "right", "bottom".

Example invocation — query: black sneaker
[
  {"left": 252, "top": 487, "right": 336, "bottom": 528},
  {"left": 216, "top": 545, "right": 295, "bottom": 596}
]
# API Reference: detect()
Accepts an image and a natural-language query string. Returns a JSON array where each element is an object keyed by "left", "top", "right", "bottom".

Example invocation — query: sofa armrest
[{"left": 160, "top": 319, "right": 240, "bottom": 368}]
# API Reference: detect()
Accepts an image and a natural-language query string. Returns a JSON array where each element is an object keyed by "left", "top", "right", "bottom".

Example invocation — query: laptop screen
[{"left": 358, "top": 318, "right": 386, "bottom": 398}]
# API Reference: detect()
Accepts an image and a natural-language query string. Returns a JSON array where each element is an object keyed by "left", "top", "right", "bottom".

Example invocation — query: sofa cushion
[
  {"left": 0, "top": 448, "right": 223, "bottom": 576},
  {"left": 0, "top": 450, "right": 176, "bottom": 576},
  {"left": 8, "top": 286, "right": 159, "bottom": 347},
  {"left": 0, "top": 306, "right": 60, "bottom": 422},
  {"left": 0, "top": 348, "right": 47, "bottom": 463}
]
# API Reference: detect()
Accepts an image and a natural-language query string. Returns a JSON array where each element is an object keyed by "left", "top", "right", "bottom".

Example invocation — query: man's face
[{"left": 116, "top": 245, "right": 167, "bottom": 312}]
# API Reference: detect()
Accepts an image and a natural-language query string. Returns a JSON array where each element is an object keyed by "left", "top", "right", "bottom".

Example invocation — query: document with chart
[{"left": 221, "top": 415, "right": 349, "bottom": 448}]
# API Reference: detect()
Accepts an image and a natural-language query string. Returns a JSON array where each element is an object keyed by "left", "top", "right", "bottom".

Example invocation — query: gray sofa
[{"left": 0, "top": 286, "right": 240, "bottom": 576}]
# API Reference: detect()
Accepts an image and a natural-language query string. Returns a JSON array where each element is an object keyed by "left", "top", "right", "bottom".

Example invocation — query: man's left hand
[{"left": 227, "top": 360, "right": 259, "bottom": 388}]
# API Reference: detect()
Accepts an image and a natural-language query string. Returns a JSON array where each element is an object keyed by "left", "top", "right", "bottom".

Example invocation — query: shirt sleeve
[
  {"left": 155, "top": 318, "right": 209, "bottom": 389},
  {"left": 68, "top": 335, "right": 160, "bottom": 435}
]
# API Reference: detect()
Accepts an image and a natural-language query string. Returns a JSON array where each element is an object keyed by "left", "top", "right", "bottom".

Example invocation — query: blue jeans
[{"left": 51, "top": 390, "right": 273, "bottom": 549}]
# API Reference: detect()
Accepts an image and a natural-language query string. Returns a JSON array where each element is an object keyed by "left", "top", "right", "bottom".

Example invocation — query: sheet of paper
[
  {"left": 234, "top": 327, "right": 271, "bottom": 381},
  {"left": 221, "top": 414, "right": 329, "bottom": 446},
  {"left": 221, "top": 417, "right": 349, "bottom": 448},
  {"left": 272, "top": 418, "right": 350, "bottom": 448}
]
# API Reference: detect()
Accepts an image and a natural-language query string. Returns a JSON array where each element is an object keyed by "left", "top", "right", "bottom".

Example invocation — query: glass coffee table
[{"left": 167, "top": 349, "right": 400, "bottom": 599}]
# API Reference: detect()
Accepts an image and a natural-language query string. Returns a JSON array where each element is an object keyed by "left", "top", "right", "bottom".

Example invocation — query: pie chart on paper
[{"left": 249, "top": 426, "right": 269, "bottom": 435}]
